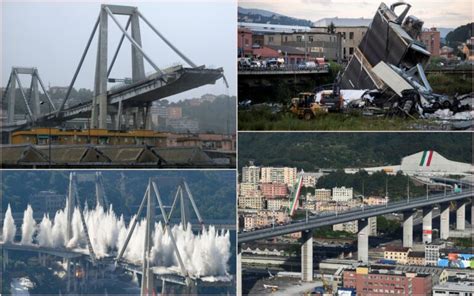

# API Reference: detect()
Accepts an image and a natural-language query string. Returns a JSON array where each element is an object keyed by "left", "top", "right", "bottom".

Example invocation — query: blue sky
[{"left": 1, "top": 0, "right": 236, "bottom": 101}]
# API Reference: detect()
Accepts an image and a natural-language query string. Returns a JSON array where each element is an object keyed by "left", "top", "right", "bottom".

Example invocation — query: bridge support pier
[
  {"left": 237, "top": 247, "right": 242, "bottom": 296},
  {"left": 38, "top": 253, "right": 46, "bottom": 266},
  {"left": 301, "top": 230, "right": 313, "bottom": 282},
  {"left": 66, "top": 258, "right": 71, "bottom": 293},
  {"left": 403, "top": 211, "right": 414, "bottom": 248},
  {"left": 7, "top": 76, "right": 16, "bottom": 124},
  {"left": 471, "top": 200, "right": 474, "bottom": 229},
  {"left": 422, "top": 207, "right": 433, "bottom": 244},
  {"left": 3, "top": 249, "right": 9, "bottom": 270},
  {"left": 440, "top": 203, "right": 450, "bottom": 239},
  {"left": 144, "top": 103, "right": 153, "bottom": 130},
  {"left": 357, "top": 219, "right": 369, "bottom": 263},
  {"left": 73, "top": 261, "right": 78, "bottom": 293},
  {"left": 184, "top": 281, "right": 198, "bottom": 295},
  {"left": 456, "top": 200, "right": 466, "bottom": 230}
]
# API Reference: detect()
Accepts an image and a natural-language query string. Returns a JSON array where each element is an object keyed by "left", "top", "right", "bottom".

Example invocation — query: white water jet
[
  {"left": 37, "top": 215, "right": 53, "bottom": 247},
  {"left": 3, "top": 203, "right": 232, "bottom": 277},
  {"left": 2, "top": 204, "right": 16, "bottom": 243},
  {"left": 20, "top": 205, "right": 36, "bottom": 245}
]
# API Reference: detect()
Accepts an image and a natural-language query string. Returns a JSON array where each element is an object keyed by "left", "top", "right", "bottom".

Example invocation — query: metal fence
[{"left": 238, "top": 64, "right": 329, "bottom": 72}]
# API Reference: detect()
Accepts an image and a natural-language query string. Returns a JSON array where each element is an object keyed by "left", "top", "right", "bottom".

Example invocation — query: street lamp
[{"left": 40, "top": 100, "right": 51, "bottom": 167}]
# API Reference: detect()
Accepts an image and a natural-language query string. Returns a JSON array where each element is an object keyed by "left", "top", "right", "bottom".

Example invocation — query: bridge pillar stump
[
  {"left": 82, "top": 261, "right": 88, "bottom": 291},
  {"left": 73, "top": 261, "right": 78, "bottom": 292},
  {"left": 184, "top": 280, "right": 198, "bottom": 295},
  {"left": 301, "top": 230, "right": 313, "bottom": 282},
  {"left": 110, "top": 114, "right": 117, "bottom": 129},
  {"left": 144, "top": 104, "right": 153, "bottom": 130},
  {"left": 357, "top": 219, "right": 369, "bottom": 263},
  {"left": 403, "top": 211, "right": 414, "bottom": 248},
  {"left": 237, "top": 246, "right": 242, "bottom": 296},
  {"left": 422, "top": 207, "right": 433, "bottom": 244},
  {"left": 7, "top": 76, "right": 16, "bottom": 124},
  {"left": 456, "top": 200, "right": 466, "bottom": 230},
  {"left": 440, "top": 203, "right": 450, "bottom": 239},
  {"left": 3, "top": 249, "right": 9, "bottom": 270},
  {"left": 66, "top": 258, "right": 71, "bottom": 293},
  {"left": 471, "top": 200, "right": 474, "bottom": 229}
]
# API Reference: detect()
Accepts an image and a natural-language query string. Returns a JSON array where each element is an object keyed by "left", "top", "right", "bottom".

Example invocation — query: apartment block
[{"left": 261, "top": 167, "right": 297, "bottom": 186}]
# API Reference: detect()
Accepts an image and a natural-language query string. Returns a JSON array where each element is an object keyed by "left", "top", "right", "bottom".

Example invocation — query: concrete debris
[
  {"left": 338, "top": 2, "right": 472, "bottom": 118},
  {"left": 425, "top": 109, "right": 474, "bottom": 121}
]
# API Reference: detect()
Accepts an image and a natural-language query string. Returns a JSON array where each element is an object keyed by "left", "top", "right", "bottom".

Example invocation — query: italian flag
[
  {"left": 419, "top": 150, "right": 434, "bottom": 167},
  {"left": 289, "top": 175, "right": 303, "bottom": 217}
]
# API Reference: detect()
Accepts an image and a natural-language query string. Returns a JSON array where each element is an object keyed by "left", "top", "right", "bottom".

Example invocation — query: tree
[
  {"left": 327, "top": 22, "right": 336, "bottom": 34},
  {"left": 445, "top": 23, "right": 473, "bottom": 46}
]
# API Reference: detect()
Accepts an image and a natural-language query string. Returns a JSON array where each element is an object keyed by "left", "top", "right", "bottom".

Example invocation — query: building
[
  {"left": 333, "top": 220, "right": 358, "bottom": 233},
  {"left": 365, "top": 196, "right": 388, "bottom": 206},
  {"left": 238, "top": 27, "right": 253, "bottom": 57},
  {"left": 462, "top": 38, "right": 474, "bottom": 61},
  {"left": 314, "top": 188, "right": 332, "bottom": 201},
  {"left": 239, "top": 22, "right": 311, "bottom": 34},
  {"left": 244, "top": 215, "right": 257, "bottom": 230},
  {"left": 48, "top": 86, "right": 69, "bottom": 95},
  {"left": 407, "top": 251, "right": 426, "bottom": 266},
  {"left": 238, "top": 195, "right": 264, "bottom": 210},
  {"left": 419, "top": 28, "right": 441, "bottom": 56},
  {"left": 425, "top": 242, "right": 447, "bottom": 266},
  {"left": 311, "top": 18, "right": 370, "bottom": 60},
  {"left": 393, "top": 266, "right": 449, "bottom": 286},
  {"left": 311, "top": 26, "right": 368, "bottom": 60},
  {"left": 332, "top": 186, "right": 353, "bottom": 202},
  {"left": 312, "top": 17, "right": 372, "bottom": 28},
  {"left": 243, "top": 210, "right": 290, "bottom": 230},
  {"left": 261, "top": 182, "right": 288, "bottom": 198},
  {"left": 261, "top": 167, "right": 297, "bottom": 186},
  {"left": 333, "top": 217, "right": 376, "bottom": 235},
  {"left": 267, "top": 198, "right": 290, "bottom": 211},
  {"left": 253, "top": 45, "right": 306, "bottom": 64},
  {"left": 343, "top": 267, "right": 432, "bottom": 296},
  {"left": 384, "top": 246, "right": 411, "bottom": 265},
  {"left": 29, "top": 191, "right": 65, "bottom": 215},
  {"left": 261, "top": 32, "right": 339, "bottom": 60},
  {"left": 166, "top": 118, "right": 199, "bottom": 133},
  {"left": 239, "top": 182, "right": 260, "bottom": 197},
  {"left": 432, "top": 282, "right": 474, "bottom": 296},
  {"left": 440, "top": 46, "right": 455, "bottom": 60},
  {"left": 242, "top": 165, "right": 260, "bottom": 184},
  {"left": 345, "top": 150, "right": 474, "bottom": 176},
  {"left": 167, "top": 107, "right": 182, "bottom": 119},
  {"left": 302, "top": 173, "right": 322, "bottom": 187}
]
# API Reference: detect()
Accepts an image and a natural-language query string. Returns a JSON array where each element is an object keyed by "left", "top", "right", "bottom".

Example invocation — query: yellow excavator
[{"left": 290, "top": 92, "right": 327, "bottom": 120}]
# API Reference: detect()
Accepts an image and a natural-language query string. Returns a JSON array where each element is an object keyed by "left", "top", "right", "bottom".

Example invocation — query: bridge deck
[
  {"left": 239, "top": 190, "right": 473, "bottom": 243},
  {"left": 3, "top": 67, "right": 223, "bottom": 129}
]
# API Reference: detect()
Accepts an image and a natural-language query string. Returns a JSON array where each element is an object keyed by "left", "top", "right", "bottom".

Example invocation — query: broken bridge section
[
  {"left": 340, "top": 2, "right": 430, "bottom": 91},
  {"left": 3, "top": 4, "right": 225, "bottom": 131}
]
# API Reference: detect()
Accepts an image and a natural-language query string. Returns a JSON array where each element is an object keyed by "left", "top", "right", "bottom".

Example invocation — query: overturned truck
[{"left": 340, "top": 2, "right": 471, "bottom": 117}]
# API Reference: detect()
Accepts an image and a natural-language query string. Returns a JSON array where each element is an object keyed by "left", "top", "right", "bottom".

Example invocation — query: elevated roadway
[{"left": 239, "top": 190, "right": 473, "bottom": 243}]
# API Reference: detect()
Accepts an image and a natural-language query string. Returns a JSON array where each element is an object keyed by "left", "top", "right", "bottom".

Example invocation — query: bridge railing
[
  {"left": 238, "top": 64, "right": 329, "bottom": 72},
  {"left": 239, "top": 190, "right": 473, "bottom": 239}
]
